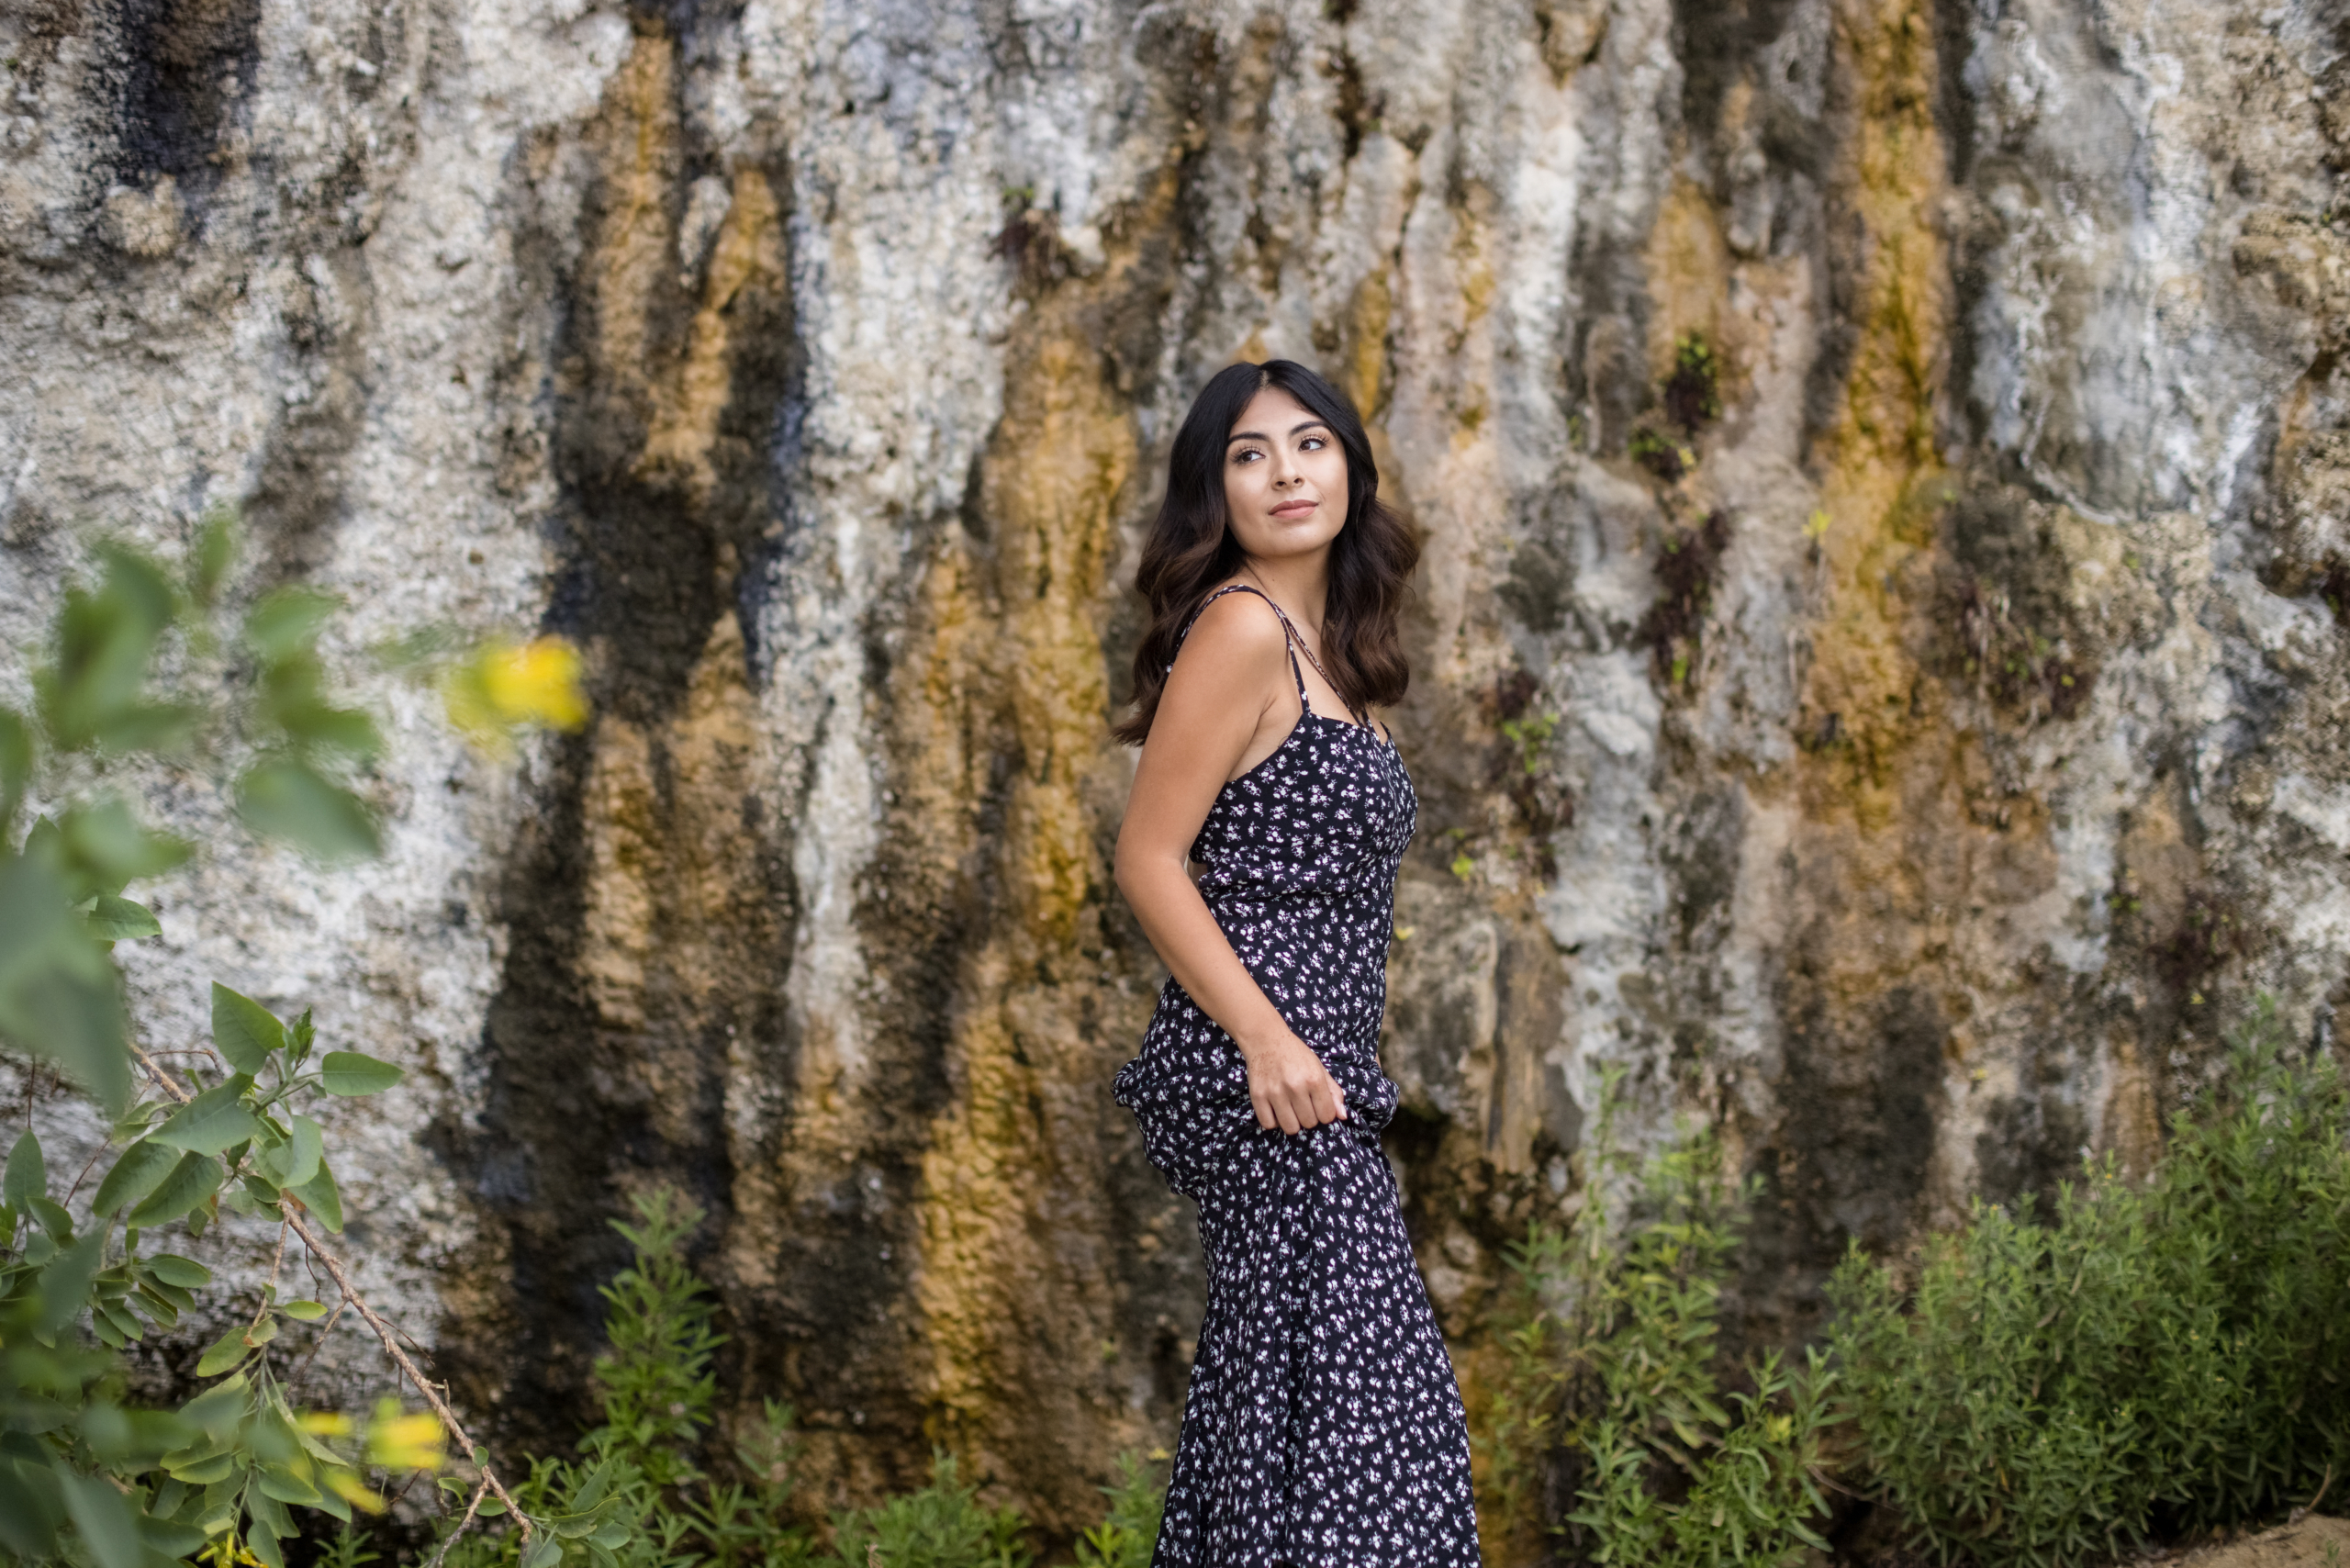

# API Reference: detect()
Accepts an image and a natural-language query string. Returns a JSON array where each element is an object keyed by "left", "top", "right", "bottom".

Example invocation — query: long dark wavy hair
[{"left": 1113, "top": 360, "right": 1417, "bottom": 745}]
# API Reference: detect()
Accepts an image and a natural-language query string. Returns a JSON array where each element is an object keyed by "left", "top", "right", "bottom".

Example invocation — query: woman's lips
[{"left": 1271, "top": 499, "right": 1317, "bottom": 518}]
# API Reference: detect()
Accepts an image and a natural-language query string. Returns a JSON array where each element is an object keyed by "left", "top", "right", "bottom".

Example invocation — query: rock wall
[{"left": 5, "top": 0, "right": 2349, "bottom": 1545}]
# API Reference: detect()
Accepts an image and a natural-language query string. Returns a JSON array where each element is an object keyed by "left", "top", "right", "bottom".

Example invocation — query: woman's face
[{"left": 1223, "top": 386, "right": 1348, "bottom": 566}]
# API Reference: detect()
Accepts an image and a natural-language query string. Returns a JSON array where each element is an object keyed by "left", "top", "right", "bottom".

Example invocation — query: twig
[
  {"left": 126, "top": 1040, "right": 530, "bottom": 1535},
  {"left": 2309, "top": 1461, "right": 2335, "bottom": 1516},
  {"left": 255, "top": 1221, "right": 288, "bottom": 1330},
  {"left": 65, "top": 1141, "right": 108, "bottom": 1204},
  {"left": 421, "top": 1472, "right": 494, "bottom": 1568}
]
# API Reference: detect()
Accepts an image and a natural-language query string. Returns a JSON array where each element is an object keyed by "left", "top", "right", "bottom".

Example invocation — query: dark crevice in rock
[
  {"left": 1746, "top": 977, "right": 1945, "bottom": 1339},
  {"left": 1672, "top": 0, "right": 1807, "bottom": 159},
  {"left": 106, "top": 0, "right": 261, "bottom": 202},
  {"left": 444, "top": 27, "right": 808, "bottom": 1457}
]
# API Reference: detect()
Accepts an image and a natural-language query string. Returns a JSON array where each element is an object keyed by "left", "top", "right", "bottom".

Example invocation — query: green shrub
[
  {"left": 1069, "top": 1452, "right": 1163, "bottom": 1568},
  {"left": 1483, "top": 1067, "right": 1839, "bottom": 1565},
  {"left": 434, "top": 1190, "right": 811, "bottom": 1568},
  {"left": 1831, "top": 1002, "right": 2350, "bottom": 1567},
  {"left": 826, "top": 1453, "right": 1031, "bottom": 1568}
]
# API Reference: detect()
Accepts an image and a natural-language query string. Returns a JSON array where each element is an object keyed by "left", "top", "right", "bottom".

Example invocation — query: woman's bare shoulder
[{"left": 1175, "top": 586, "right": 1289, "bottom": 672}]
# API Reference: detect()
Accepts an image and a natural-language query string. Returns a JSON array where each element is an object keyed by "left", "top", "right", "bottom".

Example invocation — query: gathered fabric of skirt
[{"left": 1113, "top": 586, "right": 1482, "bottom": 1568}]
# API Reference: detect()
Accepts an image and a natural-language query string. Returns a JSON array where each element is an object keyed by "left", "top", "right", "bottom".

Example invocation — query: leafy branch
[{"left": 0, "top": 512, "right": 588, "bottom": 1568}]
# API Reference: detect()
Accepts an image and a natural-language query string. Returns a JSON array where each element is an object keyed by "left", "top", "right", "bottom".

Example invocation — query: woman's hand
[{"left": 1239, "top": 1029, "right": 1349, "bottom": 1134}]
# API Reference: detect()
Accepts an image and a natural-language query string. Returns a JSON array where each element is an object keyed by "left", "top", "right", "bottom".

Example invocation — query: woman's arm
[{"left": 1113, "top": 594, "right": 1349, "bottom": 1134}]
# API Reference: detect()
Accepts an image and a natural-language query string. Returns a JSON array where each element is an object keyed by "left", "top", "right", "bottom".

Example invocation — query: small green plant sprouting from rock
[
  {"left": 1498, "top": 711, "right": 1556, "bottom": 777},
  {"left": 1662, "top": 334, "right": 1722, "bottom": 433},
  {"left": 1628, "top": 425, "right": 1695, "bottom": 482},
  {"left": 1638, "top": 510, "right": 1732, "bottom": 692}
]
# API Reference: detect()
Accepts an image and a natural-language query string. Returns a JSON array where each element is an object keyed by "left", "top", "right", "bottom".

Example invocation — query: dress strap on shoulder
[{"left": 1174, "top": 584, "right": 1313, "bottom": 713}]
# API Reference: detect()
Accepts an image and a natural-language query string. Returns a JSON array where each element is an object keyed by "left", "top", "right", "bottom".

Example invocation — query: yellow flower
[
  {"left": 483, "top": 637, "right": 588, "bottom": 728},
  {"left": 200, "top": 1536, "right": 265, "bottom": 1568},
  {"left": 326, "top": 1468, "right": 389, "bottom": 1515},
  {"left": 365, "top": 1401, "right": 448, "bottom": 1472},
  {"left": 442, "top": 636, "right": 588, "bottom": 751},
  {"left": 296, "top": 1412, "right": 356, "bottom": 1439}
]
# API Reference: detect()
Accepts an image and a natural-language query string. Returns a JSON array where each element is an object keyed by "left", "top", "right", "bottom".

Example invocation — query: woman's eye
[
  {"left": 1233, "top": 449, "right": 1262, "bottom": 464},
  {"left": 1302, "top": 436, "right": 1326, "bottom": 451}
]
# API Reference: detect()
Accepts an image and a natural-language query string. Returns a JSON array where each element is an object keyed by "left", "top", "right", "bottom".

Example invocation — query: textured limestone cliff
[{"left": 5, "top": 0, "right": 2349, "bottom": 1543}]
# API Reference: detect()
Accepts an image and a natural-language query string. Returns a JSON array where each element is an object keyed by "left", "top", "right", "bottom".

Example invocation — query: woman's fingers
[{"left": 1245, "top": 1035, "right": 1354, "bottom": 1135}]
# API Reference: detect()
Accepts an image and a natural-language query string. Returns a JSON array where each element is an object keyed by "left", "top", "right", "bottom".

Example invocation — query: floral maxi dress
[{"left": 1113, "top": 585, "right": 1483, "bottom": 1568}]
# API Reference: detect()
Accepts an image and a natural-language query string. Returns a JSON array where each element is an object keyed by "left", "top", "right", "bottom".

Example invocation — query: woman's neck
[{"left": 1241, "top": 553, "right": 1331, "bottom": 637}]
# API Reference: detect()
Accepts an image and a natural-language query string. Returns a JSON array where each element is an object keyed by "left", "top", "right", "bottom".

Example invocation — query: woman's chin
[{"left": 1244, "top": 522, "right": 1343, "bottom": 558}]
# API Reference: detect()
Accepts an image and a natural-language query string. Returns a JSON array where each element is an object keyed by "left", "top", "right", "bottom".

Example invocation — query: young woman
[{"left": 1111, "top": 361, "right": 1482, "bottom": 1568}]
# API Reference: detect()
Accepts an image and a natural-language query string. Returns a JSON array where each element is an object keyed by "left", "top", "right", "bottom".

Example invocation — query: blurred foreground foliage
[{"left": 1, "top": 515, "right": 584, "bottom": 1568}]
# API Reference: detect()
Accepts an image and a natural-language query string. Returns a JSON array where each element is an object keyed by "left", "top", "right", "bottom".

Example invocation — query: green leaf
[
  {"left": 137, "top": 1516, "right": 209, "bottom": 1556},
  {"left": 255, "top": 1465, "right": 321, "bottom": 1507},
  {"left": 290, "top": 1010, "right": 315, "bottom": 1062},
  {"left": 34, "top": 1232, "right": 103, "bottom": 1337},
  {"left": 236, "top": 759, "right": 381, "bottom": 863},
  {"left": 0, "top": 853, "right": 130, "bottom": 1111},
  {"left": 273, "top": 700, "right": 382, "bottom": 762},
  {"left": 192, "top": 509, "right": 238, "bottom": 607},
  {"left": 243, "top": 1316, "right": 279, "bottom": 1349},
  {"left": 244, "top": 589, "right": 339, "bottom": 664},
  {"left": 39, "top": 547, "right": 179, "bottom": 756},
  {"left": 84, "top": 895, "right": 161, "bottom": 941},
  {"left": 194, "top": 1327, "right": 248, "bottom": 1377},
  {"left": 0, "top": 707, "right": 32, "bottom": 839},
  {"left": 248, "top": 1518, "right": 290, "bottom": 1568},
  {"left": 59, "top": 1470, "right": 145, "bottom": 1568},
  {"left": 133, "top": 1282, "right": 183, "bottom": 1327},
  {"left": 60, "top": 797, "right": 193, "bottom": 893},
  {"left": 4, "top": 1130, "right": 45, "bottom": 1209},
  {"left": 93, "top": 1138, "right": 180, "bottom": 1216},
  {"left": 319, "top": 1050, "right": 402, "bottom": 1097},
  {"left": 151, "top": 1078, "right": 264, "bottom": 1155},
  {"left": 282, "top": 1115, "right": 323, "bottom": 1190},
  {"left": 180, "top": 1376, "right": 249, "bottom": 1434},
  {"left": 95, "top": 1297, "right": 143, "bottom": 1342},
  {"left": 162, "top": 1450, "right": 236, "bottom": 1484},
  {"left": 289, "top": 1159, "right": 342, "bottom": 1232},
  {"left": 28, "top": 1193, "right": 73, "bottom": 1237},
  {"left": 143, "top": 1252, "right": 213, "bottom": 1289},
  {"left": 0, "top": 1462, "right": 62, "bottom": 1557},
  {"left": 520, "top": 1533, "right": 565, "bottom": 1568},
  {"left": 129, "top": 1151, "right": 225, "bottom": 1228},
  {"left": 280, "top": 1299, "right": 329, "bottom": 1321},
  {"left": 209, "top": 984, "right": 285, "bottom": 1075}
]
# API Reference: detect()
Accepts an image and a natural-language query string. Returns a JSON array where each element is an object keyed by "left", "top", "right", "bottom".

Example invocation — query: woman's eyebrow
[{"left": 1225, "top": 420, "right": 1330, "bottom": 446}]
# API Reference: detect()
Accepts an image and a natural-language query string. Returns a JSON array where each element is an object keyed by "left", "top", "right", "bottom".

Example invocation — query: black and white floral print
[{"left": 1113, "top": 586, "right": 1483, "bottom": 1568}]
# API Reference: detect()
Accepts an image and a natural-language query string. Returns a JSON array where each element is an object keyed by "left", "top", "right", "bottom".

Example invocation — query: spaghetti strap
[{"left": 1176, "top": 584, "right": 1314, "bottom": 715}]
